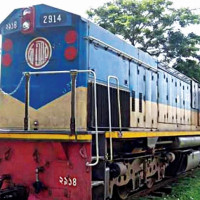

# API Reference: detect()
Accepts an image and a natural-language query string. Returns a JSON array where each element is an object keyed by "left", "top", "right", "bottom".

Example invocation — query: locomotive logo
[{"left": 25, "top": 37, "right": 52, "bottom": 69}]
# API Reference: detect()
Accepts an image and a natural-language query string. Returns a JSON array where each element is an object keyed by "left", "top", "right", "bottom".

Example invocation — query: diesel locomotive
[{"left": 0, "top": 4, "right": 200, "bottom": 200}]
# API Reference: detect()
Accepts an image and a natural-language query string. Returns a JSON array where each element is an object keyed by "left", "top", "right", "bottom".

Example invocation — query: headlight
[
  {"left": 22, "top": 21, "right": 30, "bottom": 31},
  {"left": 23, "top": 8, "right": 31, "bottom": 16}
]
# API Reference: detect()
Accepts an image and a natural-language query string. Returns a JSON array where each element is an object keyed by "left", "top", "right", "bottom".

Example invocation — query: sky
[
  {"left": 0, "top": 0, "right": 199, "bottom": 20},
  {"left": 0, "top": 0, "right": 109, "bottom": 21},
  {"left": 0, "top": 0, "right": 199, "bottom": 33}
]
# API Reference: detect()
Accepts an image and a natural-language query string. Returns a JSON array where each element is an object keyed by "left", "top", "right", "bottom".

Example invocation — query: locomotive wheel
[
  {"left": 146, "top": 177, "right": 155, "bottom": 188},
  {"left": 113, "top": 184, "right": 131, "bottom": 200},
  {"left": 117, "top": 186, "right": 129, "bottom": 200}
]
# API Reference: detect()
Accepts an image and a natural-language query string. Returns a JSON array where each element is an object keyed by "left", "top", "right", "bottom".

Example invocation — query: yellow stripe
[
  {"left": 106, "top": 131, "right": 200, "bottom": 139},
  {"left": 0, "top": 133, "right": 92, "bottom": 141},
  {"left": 2, "top": 131, "right": 200, "bottom": 141}
]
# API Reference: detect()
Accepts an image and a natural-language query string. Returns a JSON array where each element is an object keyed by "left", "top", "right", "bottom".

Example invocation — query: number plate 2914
[{"left": 40, "top": 13, "right": 66, "bottom": 25}]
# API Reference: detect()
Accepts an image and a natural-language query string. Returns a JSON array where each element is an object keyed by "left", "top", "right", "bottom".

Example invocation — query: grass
[{"left": 137, "top": 169, "right": 200, "bottom": 200}]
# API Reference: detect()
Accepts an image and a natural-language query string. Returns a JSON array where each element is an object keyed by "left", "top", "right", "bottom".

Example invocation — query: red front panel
[{"left": 0, "top": 141, "right": 92, "bottom": 200}]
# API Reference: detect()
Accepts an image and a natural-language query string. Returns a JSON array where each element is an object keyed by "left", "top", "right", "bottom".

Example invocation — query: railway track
[{"left": 129, "top": 168, "right": 199, "bottom": 200}]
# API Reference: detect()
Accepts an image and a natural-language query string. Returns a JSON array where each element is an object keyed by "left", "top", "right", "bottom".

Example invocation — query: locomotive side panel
[
  {"left": 88, "top": 22, "right": 159, "bottom": 130},
  {"left": 88, "top": 22, "right": 131, "bottom": 129},
  {"left": 158, "top": 71, "right": 168, "bottom": 123},
  {"left": 191, "top": 81, "right": 199, "bottom": 126},
  {"left": 176, "top": 78, "right": 181, "bottom": 124},
  {"left": 137, "top": 65, "right": 146, "bottom": 128},
  {"left": 145, "top": 69, "right": 152, "bottom": 128},
  {"left": 167, "top": 74, "right": 173, "bottom": 123},
  {"left": 172, "top": 77, "right": 177, "bottom": 124},
  {"left": 185, "top": 83, "right": 192, "bottom": 125},
  {"left": 151, "top": 72, "right": 158, "bottom": 128},
  {"left": 130, "top": 62, "right": 138, "bottom": 128}
]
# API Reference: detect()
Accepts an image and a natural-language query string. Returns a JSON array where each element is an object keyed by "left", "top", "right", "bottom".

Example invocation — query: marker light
[
  {"left": 2, "top": 54, "right": 12, "bottom": 67},
  {"left": 3, "top": 39, "right": 13, "bottom": 51},
  {"left": 64, "top": 47, "right": 77, "bottom": 61},
  {"left": 65, "top": 30, "right": 77, "bottom": 44},
  {"left": 22, "top": 21, "right": 31, "bottom": 31}
]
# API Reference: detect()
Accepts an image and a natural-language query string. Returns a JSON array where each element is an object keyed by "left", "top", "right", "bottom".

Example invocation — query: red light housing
[
  {"left": 3, "top": 39, "right": 13, "bottom": 51},
  {"left": 21, "top": 7, "right": 35, "bottom": 34},
  {"left": 64, "top": 47, "right": 77, "bottom": 61},
  {"left": 65, "top": 30, "right": 77, "bottom": 44},
  {"left": 2, "top": 54, "right": 12, "bottom": 67}
]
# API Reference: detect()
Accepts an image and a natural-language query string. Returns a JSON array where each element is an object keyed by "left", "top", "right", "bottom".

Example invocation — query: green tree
[{"left": 87, "top": 0, "right": 200, "bottom": 81}]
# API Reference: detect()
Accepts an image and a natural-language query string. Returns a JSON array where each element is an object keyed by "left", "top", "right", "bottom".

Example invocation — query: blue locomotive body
[
  {"left": 0, "top": 4, "right": 200, "bottom": 200},
  {"left": 1, "top": 4, "right": 199, "bottom": 131}
]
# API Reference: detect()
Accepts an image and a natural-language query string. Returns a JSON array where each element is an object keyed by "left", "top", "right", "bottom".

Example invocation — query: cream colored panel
[
  {"left": 151, "top": 102, "right": 158, "bottom": 128},
  {"left": 0, "top": 88, "right": 87, "bottom": 131},
  {"left": 31, "top": 87, "right": 87, "bottom": 130},
  {"left": 157, "top": 122, "right": 198, "bottom": 131},
  {"left": 130, "top": 98, "right": 145, "bottom": 128},
  {"left": 176, "top": 107, "right": 181, "bottom": 124},
  {"left": 131, "top": 100, "right": 158, "bottom": 129},
  {"left": 158, "top": 103, "right": 168, "bottom": 123},
  {"left": 185, "top": 109, "right": 191, "bottom": 125},
  {"left": 0, "top": 92, "right": 25, "bottom": 129},
  {"left": 182, "top": 108, "right": 186, "bottom": 125},
  {"left": 138, "top": 100, "right": 145, "bottom": 128},
  {"left": 199, "top": 112, "right": 200, "bottom": 126},
  {"left": 145, "top": 101, "right": 151, "bottom": 128},
  {"left": 172, "top": 106, "right": 176, "bottom": 124},
  {"left": 180, "top": 107, "right": 184, "bottom": 124},
  {"left": 167, "top": 105, "right": 172, "bottom": 123},
  {"left": 130, "top": 98, "right": 138, "bottom": 127},
  {"left": 191, "top": 110, "right": 198, "bottom": 126}
]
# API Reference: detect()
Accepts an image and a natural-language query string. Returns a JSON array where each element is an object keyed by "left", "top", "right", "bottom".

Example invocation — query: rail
[{"left": 23, "top": 70, "right": 99, "bottom": 166}]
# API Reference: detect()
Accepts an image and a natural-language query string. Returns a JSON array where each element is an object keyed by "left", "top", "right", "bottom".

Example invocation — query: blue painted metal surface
[
  {"left": 1, "top": 4, "right": 87, "bottom": 109},
  {"left": 0, "top": 4, "right": 198, "bottom": 114}
]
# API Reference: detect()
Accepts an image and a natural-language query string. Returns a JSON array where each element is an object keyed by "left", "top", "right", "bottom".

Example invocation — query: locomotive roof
[{"left": 0, "top": 4, "right": 79, "bottom": 32}]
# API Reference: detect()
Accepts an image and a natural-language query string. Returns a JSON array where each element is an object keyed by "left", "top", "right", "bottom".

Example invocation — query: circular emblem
[{"left": 25, "top": 37, "right": 52, "bottom": 69}]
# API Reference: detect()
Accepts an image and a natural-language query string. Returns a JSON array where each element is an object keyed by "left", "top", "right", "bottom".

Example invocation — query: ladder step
[{"left": 92, "top": 181, "right": 104, "bottom": 187}]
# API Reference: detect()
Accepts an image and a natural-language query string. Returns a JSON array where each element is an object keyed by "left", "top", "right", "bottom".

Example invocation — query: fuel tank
[
  {"left": 172, "top": 136, "right": 200, "bottom": 148},
  {"left": 185, "top": 151, "right": 200, "bottom": 171}
]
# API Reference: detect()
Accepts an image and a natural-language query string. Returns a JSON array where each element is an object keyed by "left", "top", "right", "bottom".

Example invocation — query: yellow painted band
[
  {"left": 0, "top": 133, "right": 92, "bottom": 141},
  {"left": 106, "top": 131, "right": 200, "bottom": 138}
]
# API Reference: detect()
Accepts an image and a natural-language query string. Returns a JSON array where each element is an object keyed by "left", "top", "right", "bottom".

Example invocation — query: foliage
[
  {"left": 87, "top": 0, "right": 200, "bottom": 81},
  {"left": 138, "top": 169, "right": 200, "bottom": 200}
]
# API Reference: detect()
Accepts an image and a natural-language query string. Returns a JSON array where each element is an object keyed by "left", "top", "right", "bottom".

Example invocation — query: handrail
[
  {"left": 24, "top": 73, "right": 30, "bottom": 130},
  {"left": 86, "top": 36, "right": 158, "bottom": 73},
  {"left": 107, "top": 76, "right": 122, "bottom": 161},
  {"left": 23, "top": 69, "right": 99, "bottom": 166}
]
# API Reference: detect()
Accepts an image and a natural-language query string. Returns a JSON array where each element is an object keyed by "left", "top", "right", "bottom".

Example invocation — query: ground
[{"left": 134, "top": 169, "right": 200, "bottom": 200}]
